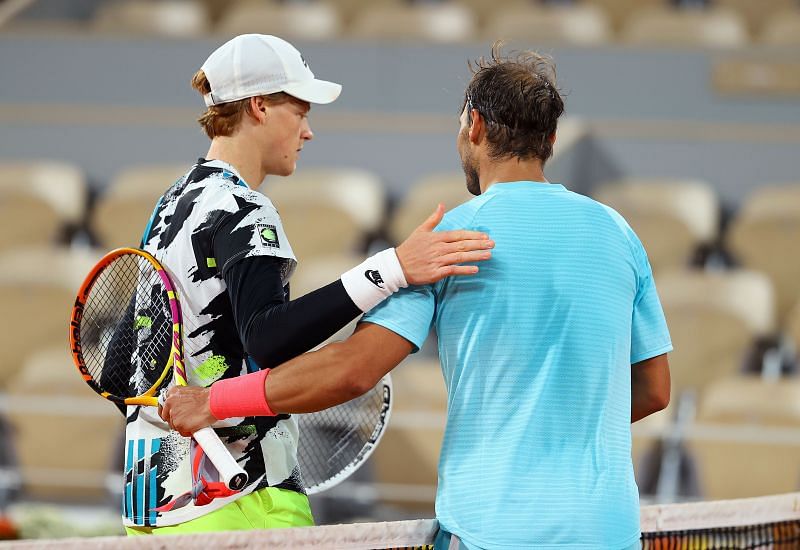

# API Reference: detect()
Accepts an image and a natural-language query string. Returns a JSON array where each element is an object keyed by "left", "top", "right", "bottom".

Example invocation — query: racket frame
[{"left": 304, "top": 373, "right": 393, "bottom": 495}]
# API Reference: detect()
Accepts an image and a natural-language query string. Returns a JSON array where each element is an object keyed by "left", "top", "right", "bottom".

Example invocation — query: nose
[{"left": 302, "top": 120, "right": 313, "bottom": 141}]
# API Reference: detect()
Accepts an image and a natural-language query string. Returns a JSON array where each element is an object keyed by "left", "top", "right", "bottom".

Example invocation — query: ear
[
  {"left": 249, "top": 96, "right": 268, "bottom": 123},
  {"left": 468, "top": 108, "right": 483, "bottom": 144},
  {"left": 549, "top": 131, "right": 557, "bottom": 147}
]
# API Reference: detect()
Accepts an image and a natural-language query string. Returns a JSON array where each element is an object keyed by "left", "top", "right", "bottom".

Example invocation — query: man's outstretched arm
[
  {"left": 631, "top": 353, "right": 671, "bottom": 423},
  {"left": 159, "top": 322, "right": 413, "bottom": 436}
]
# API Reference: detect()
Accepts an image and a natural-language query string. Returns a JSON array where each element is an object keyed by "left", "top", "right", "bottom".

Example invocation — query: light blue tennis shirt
[{"left": 363, "top": 181, "right": 672, "bottom": 549}]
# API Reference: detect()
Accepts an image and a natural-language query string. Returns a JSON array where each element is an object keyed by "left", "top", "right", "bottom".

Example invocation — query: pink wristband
[{"left": 209, "top": 368, "right": 276, "bottom": 420}]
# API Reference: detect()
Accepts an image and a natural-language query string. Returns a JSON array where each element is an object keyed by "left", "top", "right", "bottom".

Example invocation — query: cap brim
[{"left": 282, "top": 78, "right": 342, "bottom": 105}]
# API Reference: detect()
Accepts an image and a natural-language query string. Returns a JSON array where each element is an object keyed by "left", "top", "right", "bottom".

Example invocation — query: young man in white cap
[{"left": 123, "top": 34, "right": 494, "bottom": 535}]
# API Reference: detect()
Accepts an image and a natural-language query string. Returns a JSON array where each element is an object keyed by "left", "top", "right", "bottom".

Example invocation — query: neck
[
  {"left": 205, "top": 134, "right": 265, "bottom": 189},
  {"left": 478, "top": 156, "right": 548, "bottom": 194}
]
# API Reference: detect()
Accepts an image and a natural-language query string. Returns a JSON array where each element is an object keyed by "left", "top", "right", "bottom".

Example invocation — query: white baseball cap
[{"left": 200, "top": 34, "right": 341, "bottom": 107}]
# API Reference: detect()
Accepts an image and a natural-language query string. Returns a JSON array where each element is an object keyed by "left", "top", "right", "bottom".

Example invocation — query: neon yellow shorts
[{"left": 125, "top": 487, "right": 313, "bottom": 535}]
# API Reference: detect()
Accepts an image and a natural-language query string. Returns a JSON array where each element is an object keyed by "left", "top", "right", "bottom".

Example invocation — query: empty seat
[
  {"left": 371, "top": 357, "right": 446, "bottom": 515},
  {"left": 350, "top": 2, "right": 477, "bottom": 43},
  {"left": 582, "top": 0, "right": 666, "bottom": 32},
  {"left": 686, "top": 376, "right": 800, "bottom": 499},
  {"left": 4, "top": 347, "right": 123, "bottom": 500},
  {"left": 389, "top": 173, "right": 474, "bottom": 246},
  {"left": 0, "top": 247, "right": 101, "bottom": 388},
  {"left": 92, "top": 0, "right": 211, "bottom": 37},
  {"left": 455, "top": 0, "right": 542, "bottom": 27},
  {"left": 91, "top": 164, "right": 188, "bottom": 249},
  {"left": 593, "top": 178, "right": 719, "bottom": 273},
  {"left": 0, "top": 161, "right": 87, "bottom": 252},
  {"left": 216, "top": 1, "right": 342, "bottom": 41},
  {"left": 622, "top": 6, "right": 749, "bottom": 48},
  {"left": 484, "top": 4, "right": 612, "bottom": 46},
  {"left": 260, "top": 168, "right": 386, "bottom": 261},
  {"left": 715, "top": 0, "right": 797, "bottom": 36},
  {"left": 727, "top": 184, "right": 800, "bottom": 324},
  {"left": 657, "top": 269, "right": 775, "bottom": 398},
  {"left": 760, "top": 9, "right": 800, "bottom": 46}
]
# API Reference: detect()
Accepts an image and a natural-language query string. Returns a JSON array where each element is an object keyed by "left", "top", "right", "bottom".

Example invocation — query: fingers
[
  {"left": 437, "top": 229, "right": 491, "bottom": 243},
  {"left": 444, "top": 265, "right": 480, "bottom": 277},
  {"left": 438, "top": 250, "right": 492, "bottom": 267},
  {"left": 416, "top": 203, "right": 445, "bottom": 232}
]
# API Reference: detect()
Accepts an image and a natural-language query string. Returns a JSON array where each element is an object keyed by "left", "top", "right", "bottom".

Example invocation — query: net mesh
[
  {"left": 78, "top": 254, "right": 172, "bottom": 399},
  {"left": 3, "top": 493, "right": 799, "bottom": 549}
]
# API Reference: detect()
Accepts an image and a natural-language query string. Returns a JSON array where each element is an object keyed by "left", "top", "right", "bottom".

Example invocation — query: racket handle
[{"left": 192, "top": 426, "right": 249, "bottom": 491}]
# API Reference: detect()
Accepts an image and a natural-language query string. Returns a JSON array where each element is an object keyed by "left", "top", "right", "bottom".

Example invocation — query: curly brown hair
[
  {"left": 464, "top": 42, "right": 564, "bottom": 163},
  {"left": 191, "top": 70, "right": 292, "bottom": 139}
]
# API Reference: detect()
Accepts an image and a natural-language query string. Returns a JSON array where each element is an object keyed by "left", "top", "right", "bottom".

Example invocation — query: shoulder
[{"left": 436, "top": 193, "right": 496, "bottom": 231}]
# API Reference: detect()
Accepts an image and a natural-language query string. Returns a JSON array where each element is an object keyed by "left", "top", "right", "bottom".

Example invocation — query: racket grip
[{"left": 192, "top": 426, "right": 249, "bottom": 491}]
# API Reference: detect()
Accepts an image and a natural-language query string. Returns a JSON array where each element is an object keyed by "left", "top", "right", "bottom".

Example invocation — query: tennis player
[
  {"left": 162, "top": 44, "right": 672, "bottom": 549},
  {"left": 123, "top": 34, "right": 493, "bottom": 535}
]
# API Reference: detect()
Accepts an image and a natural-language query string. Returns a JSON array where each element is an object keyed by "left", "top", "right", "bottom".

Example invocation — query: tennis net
[{"left": 2, "top": 492, "right": 799, "bottom": 548}]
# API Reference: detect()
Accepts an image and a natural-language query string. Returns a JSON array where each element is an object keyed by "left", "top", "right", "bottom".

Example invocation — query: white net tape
[{"left": 3, "top": 493, "right": 800, "bottom": 549}]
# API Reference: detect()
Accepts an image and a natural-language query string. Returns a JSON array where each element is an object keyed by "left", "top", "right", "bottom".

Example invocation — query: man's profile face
[{"left": 457, "top": 105, "right": 481, "bottom": 196}]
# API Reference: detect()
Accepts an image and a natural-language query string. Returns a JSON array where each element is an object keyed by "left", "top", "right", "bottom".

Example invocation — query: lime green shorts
[{"left": 125, "top": 487, "right": 313, "bottom": 535}]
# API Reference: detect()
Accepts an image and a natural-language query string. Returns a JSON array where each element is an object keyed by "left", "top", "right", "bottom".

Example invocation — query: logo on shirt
[
  {"left": 365, "top": 269, "right": 384, "bottom": 288},
  {"left": 257, "top": 224, "right": 280, "bottom": 248}
]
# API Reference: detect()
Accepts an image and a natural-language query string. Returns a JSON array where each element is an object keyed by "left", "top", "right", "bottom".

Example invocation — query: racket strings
[
  {"left": 78, "top": 254, "right": 173, "bottom": 398},
  {"left": 297, "top": 384, "right": 388, "bottom": 491}
]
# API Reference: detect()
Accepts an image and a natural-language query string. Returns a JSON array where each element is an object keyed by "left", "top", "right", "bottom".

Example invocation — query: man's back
[{"left": 365, "top": 181, "right": 671, "bottom": 549}]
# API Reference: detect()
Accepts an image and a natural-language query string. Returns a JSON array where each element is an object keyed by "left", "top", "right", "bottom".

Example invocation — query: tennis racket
[
  {"left": 69, "top": 247, "right": 248, "bottom": 491},
  {"left": 297, "top": 374, "right": 392, "bottom": 494}
]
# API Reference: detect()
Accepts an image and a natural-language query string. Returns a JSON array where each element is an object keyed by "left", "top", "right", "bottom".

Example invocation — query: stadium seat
[
  {"left": 687, "top": 375, "right": 800, "bottom": 499},
  {"left": 388, "top": 173, "right": 474, "bottom": 246},
  {"left": 349, "top": 2, "right": 477, "bottom": 43},
  {"left": 656, "top": 269, "right": 776, "bottom": 399},
  {"left": 715, "top": 0, "right": 797, "bottom": 36},
  {"left": 216, "top": 1, "right": 342, "bottom": 41},
  {"left": 371, "top": 357, "right": 446, "bottom": 515},
  {"left": 0, "top": 247, "right": 101, "bottom": 389},
  {"left": 92, "top": 0, "right": 211, "bottom": 38},
  {"left": 621, "top": 6, "right": 749, "bottom": 48},
  {"left": 91, "top": 164, "right": 188, "bottom": 249},
  {"left": 581, "top": 0, "right": 665, "bottom": 32},
  {"left": 784, "top": 301, "right": 800, "bottom": 367},
  {"left": 260, "top": 168, "right": 387, "bottom": 261},
  {"left": 484, "top": 4, "right": 612, "bottom": 46},
  {"left": 760, "top": 9, "right": 800, "bottom": 46},
  {"left": 0, "top": 161, "right": 87, "bottom": 252},
  {"left": 726, "top": 184, "right": 800, "bottom": 324},
  {"left": 4, "top": 347, "right": 123, "bottom": 500},
  {"left": 592, "top": 178, "right": 719, "bottom": 273}
]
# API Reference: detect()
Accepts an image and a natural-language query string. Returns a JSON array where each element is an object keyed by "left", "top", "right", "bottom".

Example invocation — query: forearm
[{"left": 245, "top": 280, "right": 360, "bottom": 368}]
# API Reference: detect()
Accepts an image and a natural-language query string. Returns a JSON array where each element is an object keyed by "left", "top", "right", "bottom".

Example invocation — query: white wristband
[{"left": 340, "top": 248, "right": 408, "bottom": 312}]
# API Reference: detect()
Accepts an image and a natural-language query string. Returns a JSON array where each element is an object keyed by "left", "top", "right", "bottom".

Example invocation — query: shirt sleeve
[
  {"left": 630, "top": 235, "right": 673, "bottom": 364},
  {"left": 361, "top": 284, "right": 437, "bottom": 353},
  {"left": 222, "top": 255, "right": 361, "bottom": 369},
  {"left": 212, "top": 194, "right": 297, "bottom": 284}
]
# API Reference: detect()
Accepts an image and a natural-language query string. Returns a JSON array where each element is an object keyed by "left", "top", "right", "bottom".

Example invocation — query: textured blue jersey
[{"left": 363, "top": 182, "right": 672, "bottom": 549}]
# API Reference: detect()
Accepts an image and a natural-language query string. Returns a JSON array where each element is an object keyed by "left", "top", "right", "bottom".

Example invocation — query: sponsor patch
[{"left": 257, "top": 224, "right": 280, "bottom": 248}]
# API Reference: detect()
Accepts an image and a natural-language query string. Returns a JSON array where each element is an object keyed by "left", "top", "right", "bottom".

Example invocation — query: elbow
[
  {"left": 328, "top": 343, "right": 379, "bottom": 400},
  {"left": 653, "top": 387, "right": 670, "bottom": 413}
]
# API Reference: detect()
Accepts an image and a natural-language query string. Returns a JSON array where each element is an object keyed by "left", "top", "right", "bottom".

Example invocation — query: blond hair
[{"left": 191, "top": 69, "right": 291, "bottom": 138}]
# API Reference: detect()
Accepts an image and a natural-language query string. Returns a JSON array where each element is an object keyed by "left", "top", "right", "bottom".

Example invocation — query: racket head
[
  {"left": 297, "top": 374, "right": 392, "bottom": 494},
  {"left": 69, "top": 247, "right": 179, "bottom": 406}
]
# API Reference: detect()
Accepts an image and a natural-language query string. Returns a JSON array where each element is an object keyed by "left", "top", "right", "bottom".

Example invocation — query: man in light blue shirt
[{"left": 164, "top": 44, "right": 672, "bottom": 549}]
